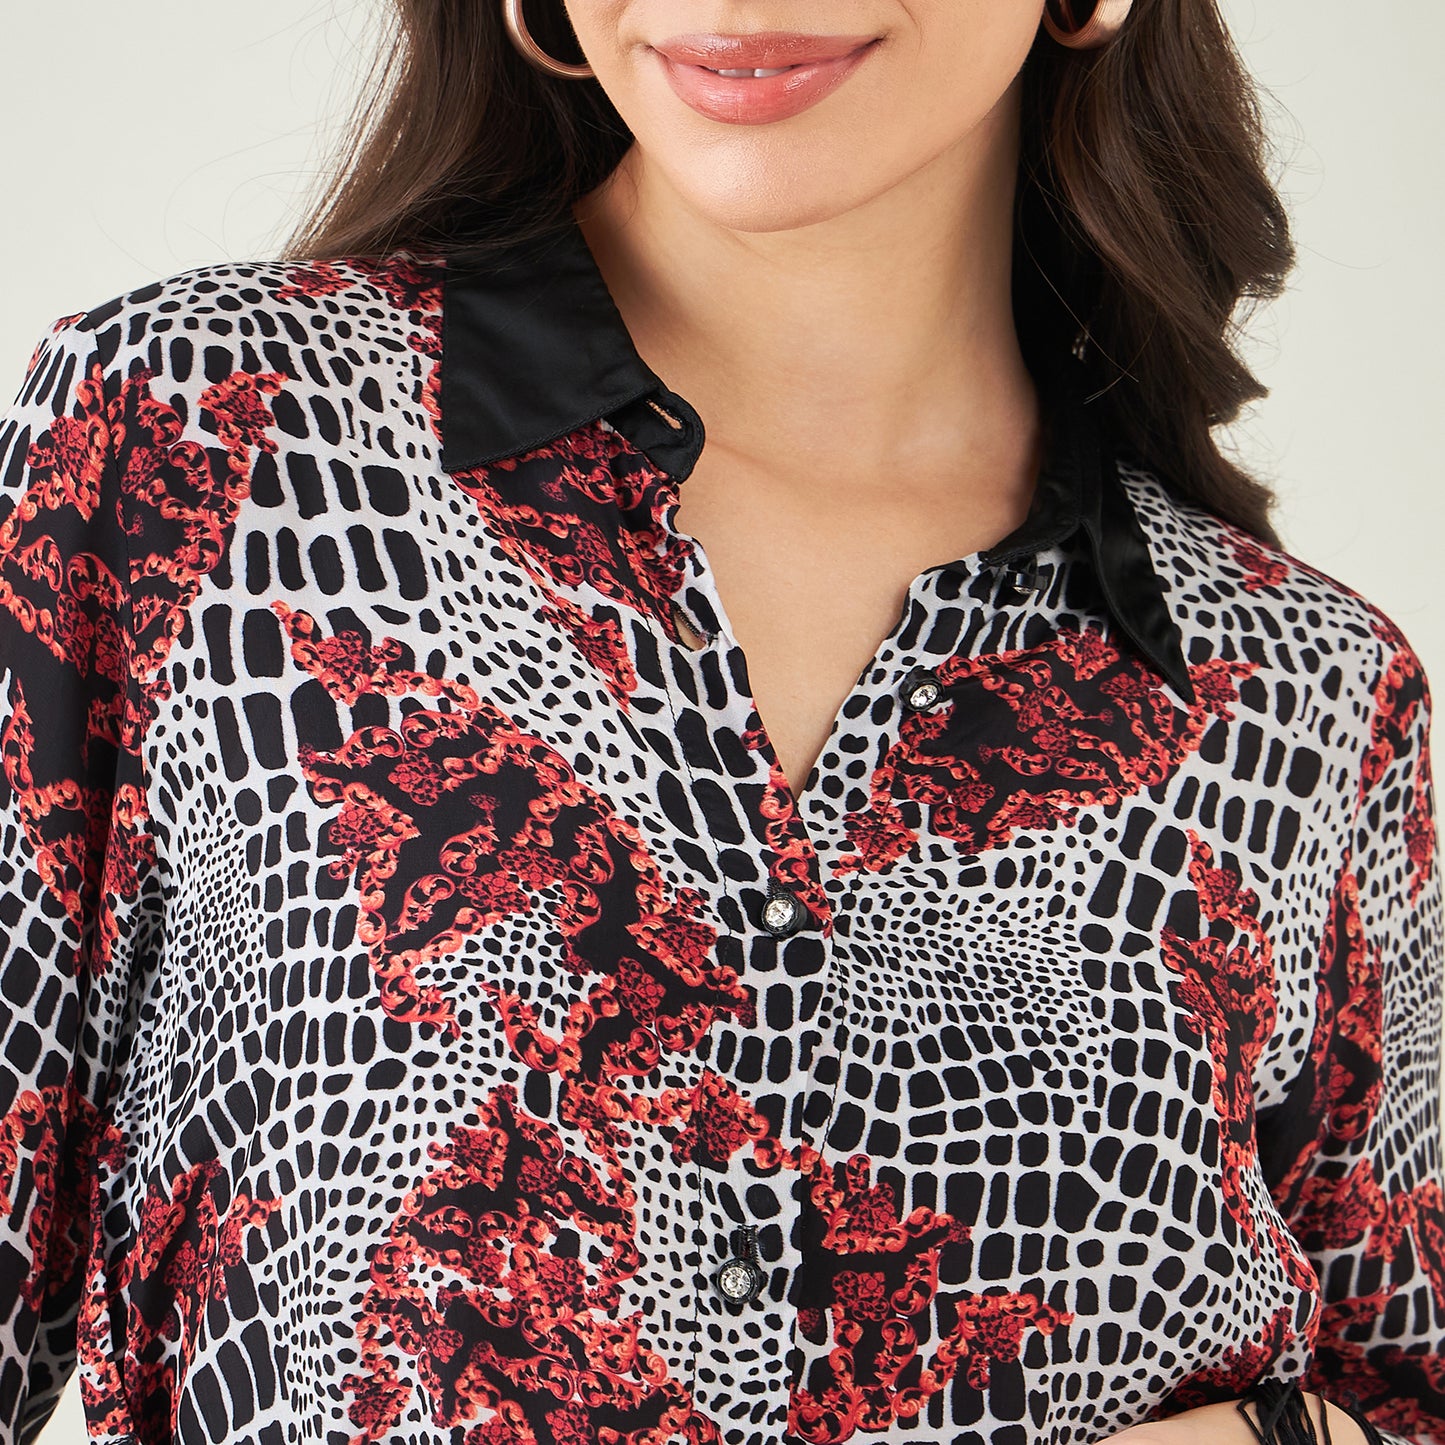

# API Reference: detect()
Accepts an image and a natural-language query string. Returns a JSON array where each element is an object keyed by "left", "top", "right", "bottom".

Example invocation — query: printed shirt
[{"left": 0, "top": 211, "right": 1442, "bottom": 1445}]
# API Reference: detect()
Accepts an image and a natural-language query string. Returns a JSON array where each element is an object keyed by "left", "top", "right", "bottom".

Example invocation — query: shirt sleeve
[
  {"left": 0, "top": 316, "right": 157, "bottom": 1442},
  {"left": 1257, "top": 615, "right": 1445, "bottom": 1445}
]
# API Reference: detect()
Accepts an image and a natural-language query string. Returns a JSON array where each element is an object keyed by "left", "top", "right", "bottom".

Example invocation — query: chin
[{"left": 659, "top": 149, "right": 888, "bottom": 235}]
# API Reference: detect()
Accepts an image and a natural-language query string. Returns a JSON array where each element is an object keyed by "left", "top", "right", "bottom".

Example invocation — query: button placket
[
  {"left": 629, "top": 571, "right": 780, "bottom": 1407},
  {"left": 637, "top": 479, "right": 992, "bottom": 1417},
  {"left": 632, "top": 547, "right": 838, "bottom": 1425}
]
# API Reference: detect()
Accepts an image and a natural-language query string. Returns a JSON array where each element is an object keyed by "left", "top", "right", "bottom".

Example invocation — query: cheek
[
  {"left": 559, "top": 0, "right": 626, "bottom": 78},
  {"left": 837, "top": 2, "right": 1045, "bottom": 170},
  {"left": 918, "top": 0, "right": 1048, "bottom": 102}
]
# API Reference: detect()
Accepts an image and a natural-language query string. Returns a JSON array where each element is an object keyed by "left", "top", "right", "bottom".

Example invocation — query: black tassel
[
  {"left": 1237, "top": 1378, "right": 1387, "bottom": 1445},
  {"left": 1328, "top": 1392, "right": 1388, "bottom": 1445},
  {"left": 1237, "top": 1380, "right": 1324, "bottom": 1445}
]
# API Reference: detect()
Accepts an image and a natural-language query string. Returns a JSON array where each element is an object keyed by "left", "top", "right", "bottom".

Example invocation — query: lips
[
  {"left": 652, "top": 32, "right": 881, "bottom": 125},
  {"left": 653, "top": 31, "right": 879, "bottom": 70}
]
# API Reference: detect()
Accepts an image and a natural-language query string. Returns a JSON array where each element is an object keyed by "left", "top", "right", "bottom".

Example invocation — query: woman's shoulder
[
  {"left": 1119, "top": 463, "right": 1430, "bottom": 724},
  {"left": 14, "top": 252, "right": 448, "bottom": 392},
  {"left": 1, "top": 254, "right": 454, "bottom": 604}
]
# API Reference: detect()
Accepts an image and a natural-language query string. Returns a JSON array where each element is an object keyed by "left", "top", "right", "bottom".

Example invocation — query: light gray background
[{"left": 0, "top": 2, "right": 1439, "bottom": 1438}]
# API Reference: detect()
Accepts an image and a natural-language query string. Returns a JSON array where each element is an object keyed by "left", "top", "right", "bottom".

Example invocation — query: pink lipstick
[{"left": 652, "top": 32, "right": 881, "bottom": 125}]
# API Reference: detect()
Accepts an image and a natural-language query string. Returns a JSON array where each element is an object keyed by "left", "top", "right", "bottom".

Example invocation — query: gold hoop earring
[
  {"left": 501, "top": 0, "right": 594, "bottom": 79},
  {"left": 1041, "top": 0, "right": 1134, "bottom": 49}
]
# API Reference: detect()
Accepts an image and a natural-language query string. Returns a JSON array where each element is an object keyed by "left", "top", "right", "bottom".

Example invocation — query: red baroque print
[
  {"left": 0, "top": 679, "right": 156, "bottom": 976},
  {"left": 1160, "top": 832, "right": 1277, "bottom": 1246},
  {"left": 275, "top": 261, "right": 355, "bottom": 303},
  {"left": 345, "top": 1085, "right": 718, "bottom": 1445},
  {"left": 448, "top": 424, "right": 696, "bottom": 706},
  {"left": 664, "top": 1069, "right": 773, "bottom": 1171},
  {"left": 1, "top": 361, "right": 125, "bottom": 688},
  {"left": 273, "top": 603, "right": 753, "bottom": 1061},
  {"left": 1307, "top": 1305, "right": 1445, "bottom": 1441},
  {"left": 789, "top": 1154, "right": 1070, "bottom": 1443},
  {"left": 275, "top": 603, "right": 760, "bottom": 1160},
  {"left": 0, "top": 357, "right": 280, "bottom": 973},
  {"left": 1269, "top": 861, "right": 1384, "bottom": 1213},
  {"left": 1404, "top": 742, "right": 1437, "bottom": 906},
  {"left": 1277, "top": 1168, "right": 1445, "bottom": 1432},
  {"left": 93, "top": 1161, "right": 279, "bottom": 1445},
  {"left": 1358, "top": 612, "right": 1435, "bottom": 904},
  {"left": 539, "top": 593, "right": 638, "bottom": 704},
  {"left": 1225, "top": 529, "right": 1291, "bottom": 594},
  {"left": 1289, "top": 1156, "right": 1388, "bottom": 1257},
  {"left": 121, "top": 366, "right": 286, "bottom": 699},
  {"left": 834, "top": 627, "right": 1254, "bottom": 875},
  {"left": 0, "top": 1085, "right": 274, "bottom": 1445},
  {"left": 0, "top": 1083, "right": 113, "bottom": 1316},
  {"left": 1160, "top": 1304, "right": 1296, "bottom": 1413}
]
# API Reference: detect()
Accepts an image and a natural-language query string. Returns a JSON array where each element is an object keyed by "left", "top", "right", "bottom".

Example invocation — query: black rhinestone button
[
  {"left": 899, "top": 666, "right": 944, "bottom": 712},
  {"left": 760, "top": 885, "right": 808, "bottom": 938},
  {"left": 715, "top": 1225, "right": 765, "bottom": 1304}
]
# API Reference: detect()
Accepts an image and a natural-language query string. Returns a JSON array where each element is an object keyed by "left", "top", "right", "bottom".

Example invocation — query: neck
[{"left": 572, "top": 80, "right": 1038, "bottom": 489}]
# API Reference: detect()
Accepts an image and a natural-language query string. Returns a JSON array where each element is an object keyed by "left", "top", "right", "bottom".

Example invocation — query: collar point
[{"left": 1167, "top": 661, "right": 1197, "bottom": 708}]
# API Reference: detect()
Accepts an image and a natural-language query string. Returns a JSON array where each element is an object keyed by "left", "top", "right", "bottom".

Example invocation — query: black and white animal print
[{"left": 0, "top": 232, "right": 1441, "bottom": 1445}]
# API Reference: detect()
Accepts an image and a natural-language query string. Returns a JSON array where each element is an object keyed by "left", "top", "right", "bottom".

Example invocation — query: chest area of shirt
[{"left": 145, "top": 423, "right": 1341, "bottom": 1070}]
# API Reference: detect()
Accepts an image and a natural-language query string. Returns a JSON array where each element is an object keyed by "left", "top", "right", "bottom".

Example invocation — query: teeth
[{"left": 707, "top": 66, "right": 793, "bottom": 77}]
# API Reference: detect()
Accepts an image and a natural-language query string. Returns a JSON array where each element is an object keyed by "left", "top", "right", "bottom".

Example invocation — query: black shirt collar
[{"left": 437, "top": 213, "right": 1193, "bottom": 702}]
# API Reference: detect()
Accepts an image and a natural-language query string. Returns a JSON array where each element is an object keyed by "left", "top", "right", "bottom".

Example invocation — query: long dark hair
[{"left": 284, "top": 0, "right": 1294, "bottom": 543}]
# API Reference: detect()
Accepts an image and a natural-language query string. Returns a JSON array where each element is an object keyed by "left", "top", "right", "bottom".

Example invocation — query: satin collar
[{"left": 436, "top": 213, "right": 1192, "bottom": 701}]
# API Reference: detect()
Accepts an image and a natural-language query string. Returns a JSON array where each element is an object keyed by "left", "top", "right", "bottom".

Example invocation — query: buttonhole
[
  {"left": 647, "top": 398, "right": 684, "bottom": 430},
  {"left": 672, "top": 601, "right": 709, "bottom": 650}
]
